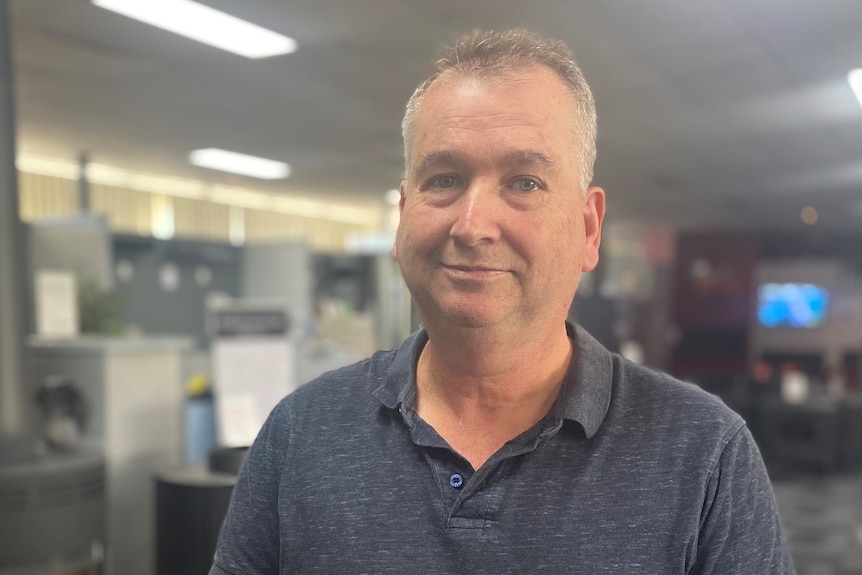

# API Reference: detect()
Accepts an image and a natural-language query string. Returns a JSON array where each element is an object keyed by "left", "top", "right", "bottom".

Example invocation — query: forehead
[
  {"left": 422, "top": 65, "right": 576, "bottom": 122},
  {"left": 411, "top": 66, "right": 580, "bottom": 165}
]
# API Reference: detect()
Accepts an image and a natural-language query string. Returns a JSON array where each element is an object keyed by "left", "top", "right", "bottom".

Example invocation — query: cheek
[
  {"left": 402, "top": 206, "right": 450, "bottom": 245},
  {"left": 531, "top": 212, "right": 580, "bottom": 249},
  {"left": 538, "top": 214, "right": 584, "bottom": 271},
  {"left": 395, "top": 220, "right": 432, "bottom": 264}
]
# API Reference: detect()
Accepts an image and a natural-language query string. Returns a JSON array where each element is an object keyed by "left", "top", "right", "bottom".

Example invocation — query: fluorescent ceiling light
[
  {"left": 92, "top": 0, "right": 297, "bottom": 59},
  {"left": 189, "top": 148, "right": 290, "bottom": 179},
  {"left": 17, "top": 153, "right": 377, "bottom": 226},
  {"left": 16, "top": 154, "right": 206, "bottom": 198},
  {"left": 16, "top": 155, "right": 81, "bottom": 180},
  {"left": 849, "top": 69, "right": 862, "bottom": 108}
]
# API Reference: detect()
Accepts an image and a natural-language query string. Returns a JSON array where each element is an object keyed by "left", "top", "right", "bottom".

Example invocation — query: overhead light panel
[
  {"left": 92, "top": 0, "right": 297, "bottom": 59},
  {"left": 18, "top": 153, "right": 377, "bottom": 225},
  {"left": 189, "top": 148, "right": 290, "bottom": 179},
  {"left": 850, "top": 69, "right": 862, "bottom": 108}
]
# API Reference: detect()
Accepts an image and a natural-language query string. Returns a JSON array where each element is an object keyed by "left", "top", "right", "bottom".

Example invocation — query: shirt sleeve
[
  {"left": 690, "top": 424, "right": 796, "bottom": 574},
  {"left": 209, "top": 401, "right": 290, "bottom": 575}
]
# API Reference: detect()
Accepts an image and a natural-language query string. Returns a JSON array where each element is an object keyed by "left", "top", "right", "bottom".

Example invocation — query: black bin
[{"left": 155, "top": 465, "right": 237, "bottom": 575}]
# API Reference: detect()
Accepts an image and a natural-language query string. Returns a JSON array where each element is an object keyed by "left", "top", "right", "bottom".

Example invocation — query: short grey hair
[{"left": 401, "top": 28, "right": 597, "bottom": 193}]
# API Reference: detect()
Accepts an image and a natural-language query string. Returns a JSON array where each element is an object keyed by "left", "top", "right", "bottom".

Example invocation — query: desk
[
  {"left": 837, "top": 397, "right": 862, "bottom": 470},
  {"left": 759, "top": 396, "right": 862, "bottom": 472},
  {"left": 29, "top": 336, "right": 191, "bottom": 575}
]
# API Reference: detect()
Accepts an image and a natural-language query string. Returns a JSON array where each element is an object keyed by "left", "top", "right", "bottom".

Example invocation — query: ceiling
[{"left": 10, "top": 0, "right": 862, "bottom": 231}]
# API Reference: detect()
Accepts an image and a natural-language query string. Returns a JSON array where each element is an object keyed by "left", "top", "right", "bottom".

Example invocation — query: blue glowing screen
[{"left": 757, "top": 283, "right": 829, "bottom": 328}]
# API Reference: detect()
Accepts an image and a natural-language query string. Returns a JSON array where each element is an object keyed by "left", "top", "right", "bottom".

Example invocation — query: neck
[
  {"left": 417, "top": 321, "right": 573, "bottom": 415},
  {"left": 414, "top": 321, "right": 573, "bottom": 469}
]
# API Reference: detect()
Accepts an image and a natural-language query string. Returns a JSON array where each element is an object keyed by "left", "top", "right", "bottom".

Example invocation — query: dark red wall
[{"left": 670, "top": 233, "right": 759, "bottom": 380}]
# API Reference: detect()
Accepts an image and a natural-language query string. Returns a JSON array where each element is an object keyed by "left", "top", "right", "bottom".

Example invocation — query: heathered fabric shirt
[{"left": 211, "top": 324, "right": 795, "bottom": 574}]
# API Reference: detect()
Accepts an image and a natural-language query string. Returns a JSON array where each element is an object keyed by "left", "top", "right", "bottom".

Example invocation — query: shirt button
[{"left": 449, "top": 473, "right": 464, "bottom": 489}]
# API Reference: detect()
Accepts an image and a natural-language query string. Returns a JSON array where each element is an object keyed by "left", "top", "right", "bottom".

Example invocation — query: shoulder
[
  {"left": 278, "top": 328, "right": 426, "bottom": 419},
  {"left": 615, "top": 356, "right": 742, "bottom": 428},
  {"left": 272, "top": 346, "right": 400, "bottom": 427},
  {"left": 569, "top": 323, "right": 743, "bottom": 451},
  {"left": 606, "top": 355, "right": 747, "bottom": 464}
]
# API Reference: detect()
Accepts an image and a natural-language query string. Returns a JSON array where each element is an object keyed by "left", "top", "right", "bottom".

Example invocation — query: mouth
[
  {"left": 445, "top": 264, "right": 503, "bottom": 272},
  {"left": 442, "top": 264, "right": 509, "bottom": 278}
]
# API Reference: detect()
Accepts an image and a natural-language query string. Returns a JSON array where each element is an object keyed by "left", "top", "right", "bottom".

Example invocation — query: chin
[
  {"left": 435, "top": 305, "right": 509, "bottom": 330},
  {"left": 412, "top": 290, "right": 512, "bottom": 330},
  {"left": 446, "top": 316, "right": 498, "bottom": 329}
]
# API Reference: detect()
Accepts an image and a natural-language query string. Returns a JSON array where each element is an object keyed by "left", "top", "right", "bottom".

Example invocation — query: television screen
[{"left": 757, "top": 283, "right": 829, "bottom": 328}]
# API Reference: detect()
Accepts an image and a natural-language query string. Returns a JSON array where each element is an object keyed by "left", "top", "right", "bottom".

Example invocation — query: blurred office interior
[{"left": 1, "top": 1, "right": 862, "bottom": 573}]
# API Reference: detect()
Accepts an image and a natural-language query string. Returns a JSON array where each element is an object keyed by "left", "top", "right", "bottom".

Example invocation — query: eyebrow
[
  {"left": 413, "top": 149, "right": 555, "bottom": 177},
  {"left": 414, "top": 150, "right": 461, "bottom": 178},
  {"left": 501, "top": 150, "right": 556, "bottom": 169}
]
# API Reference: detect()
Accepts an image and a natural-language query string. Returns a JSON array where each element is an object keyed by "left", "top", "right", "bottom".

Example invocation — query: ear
[
  {"left": 391, "top": 180, "right": 407, "bottom": 261},
  {"left": 581, "top": 186, "right": 605, "bottom": 272}
]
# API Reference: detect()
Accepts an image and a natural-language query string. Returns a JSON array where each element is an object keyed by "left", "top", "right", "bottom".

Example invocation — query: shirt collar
[
  {"left": 371, "top": 321, "right": 613, "bottom": 439},
  {"left": 561, "top": 322, "right": 614, "bottom": 438}
]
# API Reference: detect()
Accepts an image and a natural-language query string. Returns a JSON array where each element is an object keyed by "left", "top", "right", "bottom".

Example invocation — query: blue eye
[
  {"left": 431, "top": 175, "right": 457, "bottom": 188},
  {"left": 515, "top": 178, "right": 539, "bottom": 192}
]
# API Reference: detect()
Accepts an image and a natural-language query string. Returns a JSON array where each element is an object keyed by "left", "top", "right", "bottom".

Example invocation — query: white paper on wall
[
  {"left": 35, "top": 270, "right": 79, "bottom": 337},
  {"left": 212, "top": 337, "right": 296, "bottom": 447}
]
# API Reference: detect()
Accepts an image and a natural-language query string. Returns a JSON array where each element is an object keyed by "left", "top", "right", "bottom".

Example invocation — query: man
[{"left": 210, "top": 29, "right": 794, "bottom": 574}]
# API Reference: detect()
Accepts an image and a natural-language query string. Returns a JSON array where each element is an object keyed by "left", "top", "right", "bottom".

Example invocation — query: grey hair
[{"left": 401, "top": 28, "right": 597, "bottom": 194}]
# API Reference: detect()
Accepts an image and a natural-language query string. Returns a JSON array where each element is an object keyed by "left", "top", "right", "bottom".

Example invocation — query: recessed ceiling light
[
  {"left": 849, "top": 69, "right": 862, "bottom": 108},
  {"left": 800, "top": 206, "right": 818, "bottom": 225},
  {"left": 92, "top": 0, "right": 297, "bottom": 59},
  {"left": 189, "top": 148, "right": 290, "bottom": 179}
]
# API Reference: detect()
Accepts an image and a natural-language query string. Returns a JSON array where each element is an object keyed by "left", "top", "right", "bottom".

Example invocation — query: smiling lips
[{"left": 443, "top": 263, "right": 508, "bottom": 278}]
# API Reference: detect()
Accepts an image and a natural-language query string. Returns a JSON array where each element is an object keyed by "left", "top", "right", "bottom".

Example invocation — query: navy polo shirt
[{"left": 211, "top": 324, "right": 794, "bottom": 574}]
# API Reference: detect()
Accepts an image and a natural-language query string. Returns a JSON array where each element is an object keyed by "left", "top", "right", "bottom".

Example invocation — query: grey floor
[{"left": 773, "top": 472, "right": 862, "bottom": 574}]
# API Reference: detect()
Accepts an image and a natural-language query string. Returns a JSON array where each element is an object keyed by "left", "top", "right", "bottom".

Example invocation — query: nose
[{"left": 449, "top": 179, "right": 502, "bottom": 247}]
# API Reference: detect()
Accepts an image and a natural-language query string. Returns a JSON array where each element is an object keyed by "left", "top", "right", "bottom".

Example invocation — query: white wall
[
  {"left": 241, "top": 242, "right": 312, "bottom": 336},
  {"left": 28, "top": 214, "right": 114, "bottom": 290}
]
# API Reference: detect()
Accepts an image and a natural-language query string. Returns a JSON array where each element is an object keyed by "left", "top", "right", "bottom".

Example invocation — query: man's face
[{"left": 394, "top": 65, "right": 605, "bottom": 332}]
